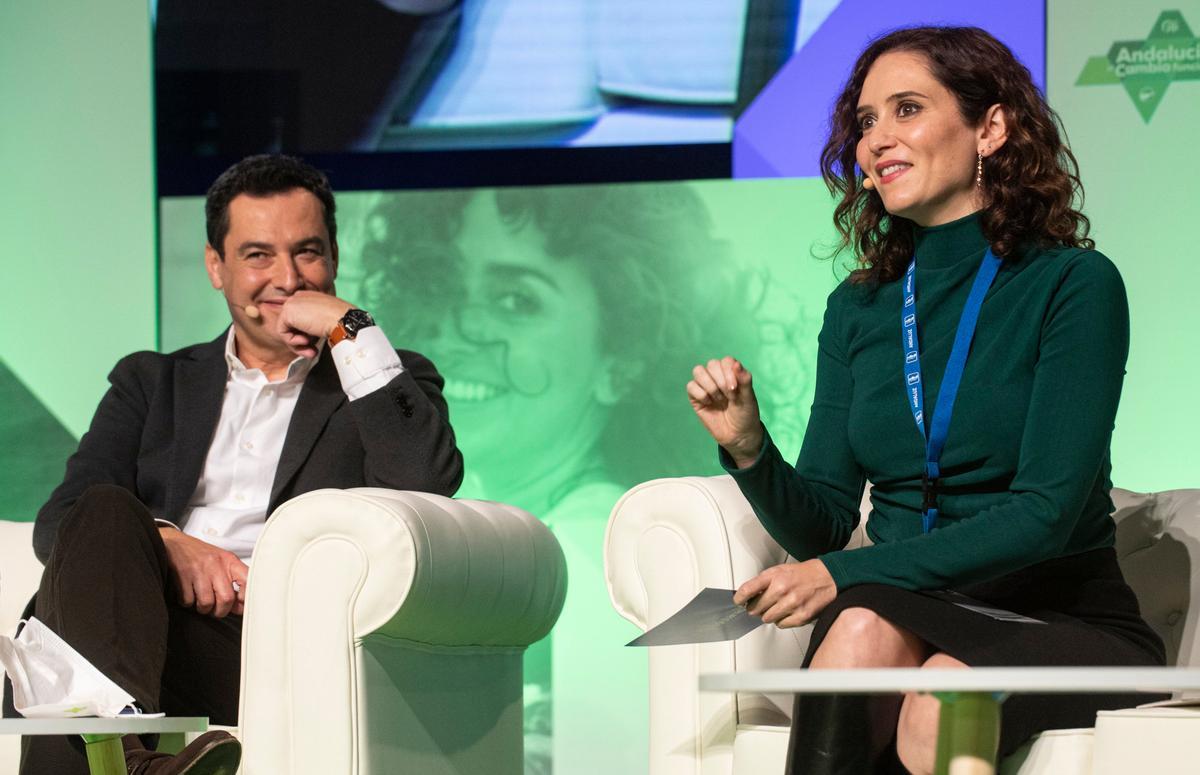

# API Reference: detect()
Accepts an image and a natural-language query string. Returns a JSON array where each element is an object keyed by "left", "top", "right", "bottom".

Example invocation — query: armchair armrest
[
  {"left": 604, "top": 475, "right": 808, "bottom": 775},
  {"left": 240, "top": 488, "right": 566, "bottom": 775}
]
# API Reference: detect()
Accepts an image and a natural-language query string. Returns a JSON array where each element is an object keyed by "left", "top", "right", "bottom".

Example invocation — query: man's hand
[
  {"left": 159, "top": 528, "right": 249, "bottom": 618},
  {"left": 733, "top": 559, "right": 838, "bottom": 629},
  {"left": 275, "top": 290, "right": 354, "bottom": 358},
  {"left": 686, "top": 356, "right": 764, "bottom": 467}
]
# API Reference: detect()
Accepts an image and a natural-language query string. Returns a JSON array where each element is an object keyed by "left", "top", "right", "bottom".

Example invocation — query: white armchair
[
  {"left": 604, "top": 476, "right": 1200, "bottom": 775},
  {"left": 1, "top": 488, "right": 567, "bottom": 775}
]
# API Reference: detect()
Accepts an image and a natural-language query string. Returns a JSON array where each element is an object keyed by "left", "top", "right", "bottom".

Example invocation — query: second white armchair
[
  {"left": 605, "top": 475, "right": 1200, "bottom": 775},
  {"left": 239, "top": 487, "right": 567, "bottom": 775}
]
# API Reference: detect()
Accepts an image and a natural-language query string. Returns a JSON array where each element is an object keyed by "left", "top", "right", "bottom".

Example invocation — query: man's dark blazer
[{"left": 33, "top": 330, "right": 463, "bottom": 563}]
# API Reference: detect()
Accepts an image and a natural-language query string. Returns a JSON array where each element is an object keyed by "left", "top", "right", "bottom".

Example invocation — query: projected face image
[
  {"left": 359, "top": 183, "right": 759, "bottom": 520},
  {"left": 431, "top": 193, "right": 615, "bottom": 509},
  {"left": 855, "top": 51, "right": 982, "bottom": 227}
]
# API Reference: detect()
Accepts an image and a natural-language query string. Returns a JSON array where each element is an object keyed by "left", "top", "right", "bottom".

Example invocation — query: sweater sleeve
[
  {"left": 819, "top": 252, "right": 1128, "bottom": 590},
  {"left": 720, "top": 287, "right": 866, "bottom": 560}
]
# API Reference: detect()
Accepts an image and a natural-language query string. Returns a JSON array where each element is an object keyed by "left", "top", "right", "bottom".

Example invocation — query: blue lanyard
[{"left": 902, "top": 247, "right": 1001, "bottom": 533}]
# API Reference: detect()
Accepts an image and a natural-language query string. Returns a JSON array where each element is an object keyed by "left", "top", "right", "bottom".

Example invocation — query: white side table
[
  {"left": 700, "top": 667, "right": 1200, "bottom": 775},
  {"left": 0, "top": 716, "right": 208, "bottom": 775}
]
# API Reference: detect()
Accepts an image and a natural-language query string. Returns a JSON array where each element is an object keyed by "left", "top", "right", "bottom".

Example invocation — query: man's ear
[
  {"left": 204, "top": 243, "right": 225, "bottom": 290},
  {"left": 979, "top": 103, "right": 1009, "bottom": 157}
]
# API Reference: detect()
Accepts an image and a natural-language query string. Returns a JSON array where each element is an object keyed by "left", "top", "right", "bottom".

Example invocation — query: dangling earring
[{"left": 975, "top": 153, "right": 983, "bottom": 187}]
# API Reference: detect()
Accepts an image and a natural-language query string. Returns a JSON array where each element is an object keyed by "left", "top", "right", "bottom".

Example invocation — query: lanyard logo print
[{"left": 902, "top": 247, "right": 1001, "bottom": 533}]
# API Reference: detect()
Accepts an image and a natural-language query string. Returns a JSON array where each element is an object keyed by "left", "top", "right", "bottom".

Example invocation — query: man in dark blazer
[{"left": 9, "top": 155, "right": 463, "bottom": 775}]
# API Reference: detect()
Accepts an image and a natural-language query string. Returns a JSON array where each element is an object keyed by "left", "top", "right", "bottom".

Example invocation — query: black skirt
[{"left": 797, "top": 546, "right": 1167, "bottom": 761}]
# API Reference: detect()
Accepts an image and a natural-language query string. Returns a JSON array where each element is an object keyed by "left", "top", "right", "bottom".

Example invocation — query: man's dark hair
[{"left": 205, "top": 154, "right": 338, "bottom": 257}]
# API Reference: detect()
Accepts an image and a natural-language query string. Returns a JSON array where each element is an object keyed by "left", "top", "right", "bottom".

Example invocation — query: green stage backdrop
[{"left": 0, "top": 0, "right": 156, "bottom": 522}]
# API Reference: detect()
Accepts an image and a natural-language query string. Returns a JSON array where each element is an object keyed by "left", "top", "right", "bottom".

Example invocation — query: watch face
[{"left": 342, "top": 308, "right": 375, "bottom": 337}]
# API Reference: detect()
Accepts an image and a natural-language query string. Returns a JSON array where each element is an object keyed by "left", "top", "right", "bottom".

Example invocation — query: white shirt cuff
[{"left": 331, "top": 326, "right": 405, "bottom": 401}]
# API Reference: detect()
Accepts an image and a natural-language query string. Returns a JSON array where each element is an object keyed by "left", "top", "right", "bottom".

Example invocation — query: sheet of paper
[{"left": 627, "top": 587, "right": 764, "bottom": 647}]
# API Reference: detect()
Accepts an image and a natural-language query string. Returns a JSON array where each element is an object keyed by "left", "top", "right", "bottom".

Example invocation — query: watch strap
[
  {"left": 329, "top": 308, "right": 375, "bottom": 347},
  {"left": 328, "top": 320, "right": 350, "bottom": 347}
]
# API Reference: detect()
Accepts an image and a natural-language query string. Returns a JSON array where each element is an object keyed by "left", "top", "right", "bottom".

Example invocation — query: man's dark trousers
[{"left": 3, "top": 484, "right": 241, "bottom": 775}]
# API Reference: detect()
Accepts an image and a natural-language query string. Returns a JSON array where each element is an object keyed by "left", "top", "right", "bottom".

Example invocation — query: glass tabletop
[
  {"left": 0, "top": 717, "right": 207, "bottom": 735},
  {"left": 700, "top": 667, "right": 1200, "bottom": 695}
]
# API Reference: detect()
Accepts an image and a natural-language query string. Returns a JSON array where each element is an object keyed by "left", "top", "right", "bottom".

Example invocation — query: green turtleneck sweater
[{"left": 724, "top": 212, "right": 1128, "bottom": 591}]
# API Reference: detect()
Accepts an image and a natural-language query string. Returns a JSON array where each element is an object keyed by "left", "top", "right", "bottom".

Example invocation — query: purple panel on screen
[{"left": 734, "top": 0, "right": 1046, "bottom": 179}]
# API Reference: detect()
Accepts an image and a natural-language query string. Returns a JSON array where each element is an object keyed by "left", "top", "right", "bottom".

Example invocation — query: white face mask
[{"left": 0, "top": 617, "right": 154, "bottom": 718}]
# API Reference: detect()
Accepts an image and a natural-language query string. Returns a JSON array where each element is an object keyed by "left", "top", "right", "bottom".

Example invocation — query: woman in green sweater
[{"left": 687, "top": 26, "right": 1165, "bottom": 775}]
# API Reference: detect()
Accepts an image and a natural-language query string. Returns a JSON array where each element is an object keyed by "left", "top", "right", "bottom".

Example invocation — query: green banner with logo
[
  {"left": 1075, "top": 9, "right": 1200, "bottom": 122},
  {"left": 1051, "top": 1, "right": 1200, "bottom": 492}
]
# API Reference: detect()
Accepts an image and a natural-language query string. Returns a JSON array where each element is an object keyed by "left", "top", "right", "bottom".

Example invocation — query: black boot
[
  {"left": 873, "top": 741, "right": 910, "bottom": 775},
  {"left": 785, "top": 693, "right": 874, "bottom": 774}
]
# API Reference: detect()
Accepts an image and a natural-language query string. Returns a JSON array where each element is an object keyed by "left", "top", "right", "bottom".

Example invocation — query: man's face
[{"left": 204, "top": 188, "right": 337, "bottom": 352}]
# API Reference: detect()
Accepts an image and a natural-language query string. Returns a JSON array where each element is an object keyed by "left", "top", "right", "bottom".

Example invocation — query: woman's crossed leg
[{"left": 809, "top": 607, "right": 968, "bottom": 775}]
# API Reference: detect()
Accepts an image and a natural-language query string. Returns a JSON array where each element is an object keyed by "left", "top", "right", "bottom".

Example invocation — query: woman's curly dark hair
[{"left": 820, "top": 26, "right": 1093, "bottom": 284}]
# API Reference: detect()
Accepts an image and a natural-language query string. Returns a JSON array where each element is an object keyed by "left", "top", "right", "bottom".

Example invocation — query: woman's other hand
[
  {"left": 733, "top": 559, "right": 838, "bottom": 628},
  {"left": 687, "top": 356, "right": 763, "bottom": 467}
]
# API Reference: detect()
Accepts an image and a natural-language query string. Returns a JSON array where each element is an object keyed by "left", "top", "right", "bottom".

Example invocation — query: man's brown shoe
[{"left": 125, "top": 730, "right": 242, "bottom": 775}]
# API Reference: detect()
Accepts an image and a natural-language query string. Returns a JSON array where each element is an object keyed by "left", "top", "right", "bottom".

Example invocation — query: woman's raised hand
[{"left": 687, "top": 356, "right": 764, "bottom": 467}]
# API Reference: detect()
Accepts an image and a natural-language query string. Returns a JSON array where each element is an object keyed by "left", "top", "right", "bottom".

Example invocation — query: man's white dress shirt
[{"left": 168, "top": 326, "right": 403, "bottom": 561}]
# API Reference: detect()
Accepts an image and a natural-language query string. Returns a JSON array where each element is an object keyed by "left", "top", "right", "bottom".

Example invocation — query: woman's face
[
  {"left": 430, "top": 193, "right": 614, "bottom": 477},
  {"left": 855, "top": 51, "right": 982, "bottom": 227}
]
